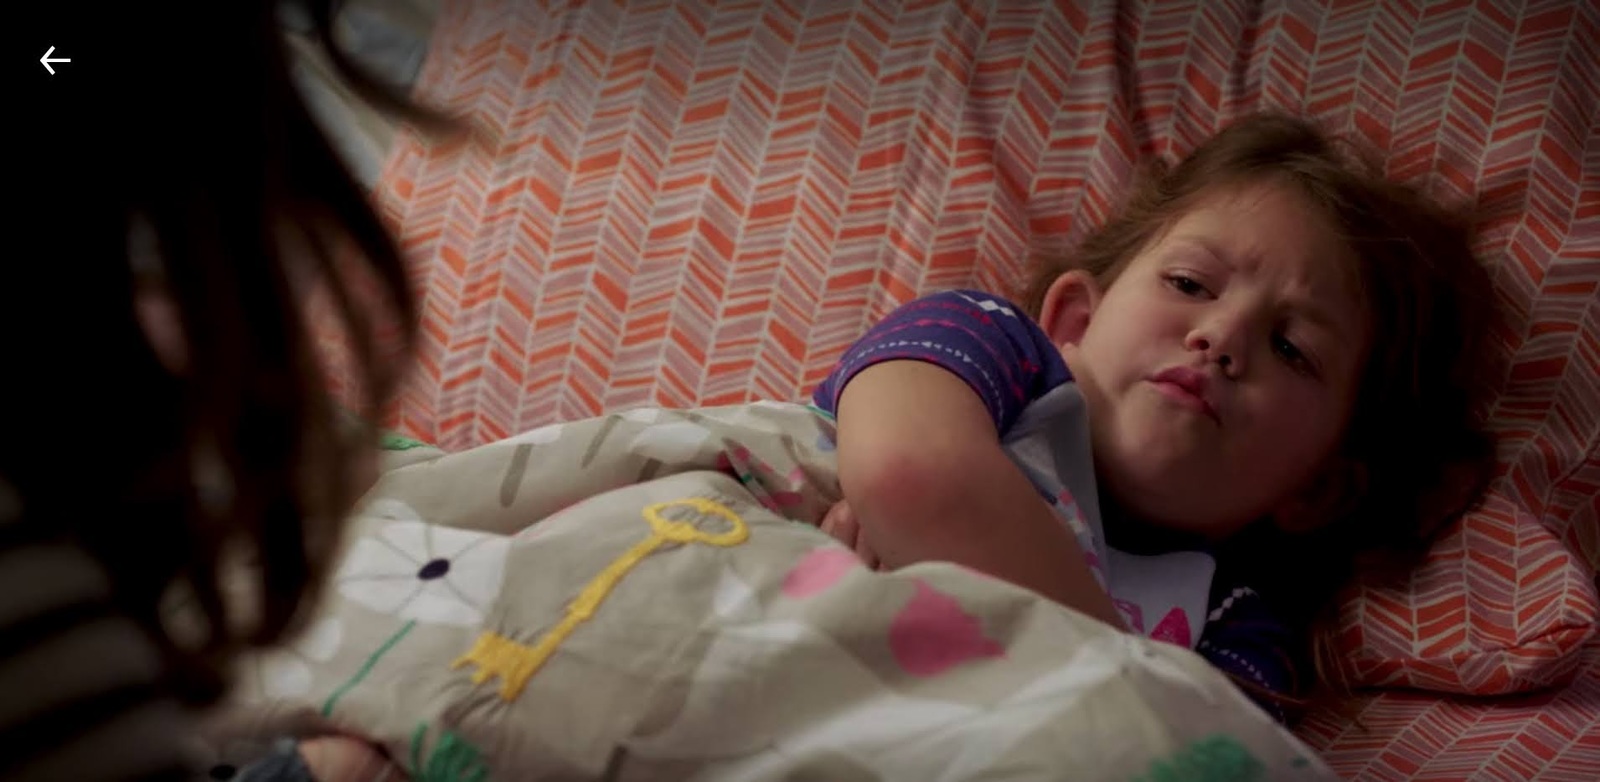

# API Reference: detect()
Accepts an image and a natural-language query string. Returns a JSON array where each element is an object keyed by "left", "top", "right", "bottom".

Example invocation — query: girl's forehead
[
  {"left": 1154, "top": 182, "right": 1370, "bottom": 334},
  {"left": 1165, "top": 182, "right": 1362, "bottom": 292}
]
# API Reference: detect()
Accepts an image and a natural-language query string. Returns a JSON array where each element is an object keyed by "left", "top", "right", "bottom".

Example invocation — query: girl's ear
[
  {"left": 1272, "top": 459, "right": 1368, "bottom": 534},
  {"left": 1038, "top": 270, "right": 1102, "bottom": 353}
]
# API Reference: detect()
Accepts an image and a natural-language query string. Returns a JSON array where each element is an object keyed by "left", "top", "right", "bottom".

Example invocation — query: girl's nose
[{"left": 1185, "top": 318, "right": 1247, "bottom": 377}]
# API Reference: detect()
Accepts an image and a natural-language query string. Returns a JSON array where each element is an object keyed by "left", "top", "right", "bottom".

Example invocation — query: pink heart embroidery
[
  {"left": 889, "top": 580, "right": 1005, "bottom": 677},
  {"left": 781, "top": 548, "right": 860, "bottom": 598},
  {"left": 1149, "top": 607, "right": 1193, "bottom": 647}
]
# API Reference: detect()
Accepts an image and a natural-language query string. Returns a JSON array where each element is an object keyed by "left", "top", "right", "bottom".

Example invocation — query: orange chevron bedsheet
[{"left": 357, "top": 1, "right": 1600, "bottom": 778}]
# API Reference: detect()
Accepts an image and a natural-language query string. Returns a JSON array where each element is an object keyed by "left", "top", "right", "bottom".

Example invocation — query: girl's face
[{"left": 1057, "top": 181, "right": 1370, "bottom": 538}]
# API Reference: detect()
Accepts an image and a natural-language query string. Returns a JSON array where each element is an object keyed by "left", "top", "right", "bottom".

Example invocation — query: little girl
[{"left": 810, "top": 113, "right": 1499, "bottom": 722}]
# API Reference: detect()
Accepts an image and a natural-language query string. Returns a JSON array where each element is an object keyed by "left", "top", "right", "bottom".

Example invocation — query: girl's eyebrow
[
  {"left": 1172, "top": 236, "right": 1237, "bottom": 269},
  {"left": 1174, "top": 236, "right": 1353, "bottom": 335},
  {"left": 1283, "top": 296, "right": 1349, "bottom": 335}
]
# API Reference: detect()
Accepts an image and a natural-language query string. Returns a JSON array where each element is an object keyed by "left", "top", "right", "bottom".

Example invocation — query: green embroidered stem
[
  {"left": 409, "top": 722, "right": 490, "bottom": 782},
  {"left": 321, "top": 620, "right": 417, "bottom": 716},
  {"left": 381, "top": 432, "right": 433, "bottom": 451},
  {"left": 1134, "top": 735, "right": 1263, "bottom": 782},
  {"left": 409, "top": 723, "right": 428, "bottom": 777}
]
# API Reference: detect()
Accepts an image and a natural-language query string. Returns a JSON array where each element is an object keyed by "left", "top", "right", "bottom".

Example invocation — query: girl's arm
[{"left": 835, "top": 359, "right": 1122, "bottom": 627}]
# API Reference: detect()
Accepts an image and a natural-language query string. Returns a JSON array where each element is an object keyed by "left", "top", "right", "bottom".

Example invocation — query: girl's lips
[{"left": 1150, "top": 379, "right": 1220, "bottom": 423}]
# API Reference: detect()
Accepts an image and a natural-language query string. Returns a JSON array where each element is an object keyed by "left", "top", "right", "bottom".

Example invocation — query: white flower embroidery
[
  {"left": 336, "top": 507, "right": 510, "bottom": 627},
  {"left": 246, "top": 617, "right": 343, "bottom": 699}
]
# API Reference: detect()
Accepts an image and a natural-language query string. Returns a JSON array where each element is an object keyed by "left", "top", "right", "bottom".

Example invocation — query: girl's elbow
[{"left": 839, "top": 445, "right": 964, "bottom": 534}]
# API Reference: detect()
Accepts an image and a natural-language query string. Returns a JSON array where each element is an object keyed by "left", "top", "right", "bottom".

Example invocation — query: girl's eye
[
  {"left": 1272, "top": 333, "right": 1317, "bottom": 376},
  {"left": 1165, "top": 274, "right": 1210, "bottom": 297}
]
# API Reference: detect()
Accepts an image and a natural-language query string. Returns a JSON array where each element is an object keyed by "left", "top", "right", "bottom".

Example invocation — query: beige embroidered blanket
[{"left": 201, "top": 402, "right": 1333, "bottom": 781}]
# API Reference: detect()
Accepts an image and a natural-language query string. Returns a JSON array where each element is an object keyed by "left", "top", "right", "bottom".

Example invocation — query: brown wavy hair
[
  {"left": 7, "top": 1, "right": 458, "bottom": 706},
  {"left": 1018, "top": 112, "right": 1501, "bottom": 715}
]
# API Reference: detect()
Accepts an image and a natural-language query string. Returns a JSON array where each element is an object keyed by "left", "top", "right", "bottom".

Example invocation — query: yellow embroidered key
[{"left": 453, "top": 497, "right": 749, "bottom": 701}]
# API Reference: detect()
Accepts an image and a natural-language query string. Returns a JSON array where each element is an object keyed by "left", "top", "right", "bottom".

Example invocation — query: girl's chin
[{"left": 1099, "top": 452, "right": 1245, "bottom": 533}]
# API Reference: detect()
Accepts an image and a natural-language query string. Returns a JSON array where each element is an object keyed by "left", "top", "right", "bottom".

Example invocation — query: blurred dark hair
[{"left": 7, "top": 0, "right": 455, "bottom": 705}]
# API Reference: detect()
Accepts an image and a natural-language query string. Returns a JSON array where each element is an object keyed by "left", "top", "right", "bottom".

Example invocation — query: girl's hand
[
  {"left": 298, "top": 736, "right": 408, "bottom": 782},
  {"left": 819, "top": 500, "right": 884, "bottom": 570},
  {"left": 832, "top": 361, "right": 1125, "bottom": 629}
]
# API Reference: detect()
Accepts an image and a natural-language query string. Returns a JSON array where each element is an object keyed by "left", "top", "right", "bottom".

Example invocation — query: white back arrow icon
[{"left": 41, "top": 46, "right": 71, "bottom": 75}]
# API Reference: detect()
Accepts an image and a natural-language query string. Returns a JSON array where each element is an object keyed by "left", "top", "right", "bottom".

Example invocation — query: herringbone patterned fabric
[
  {"left": 348, "top": 0, "right": 1600, "bottom": 775},
  {"left": 1299, "top": 642, "right": 1600, "bottom": 781}
]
